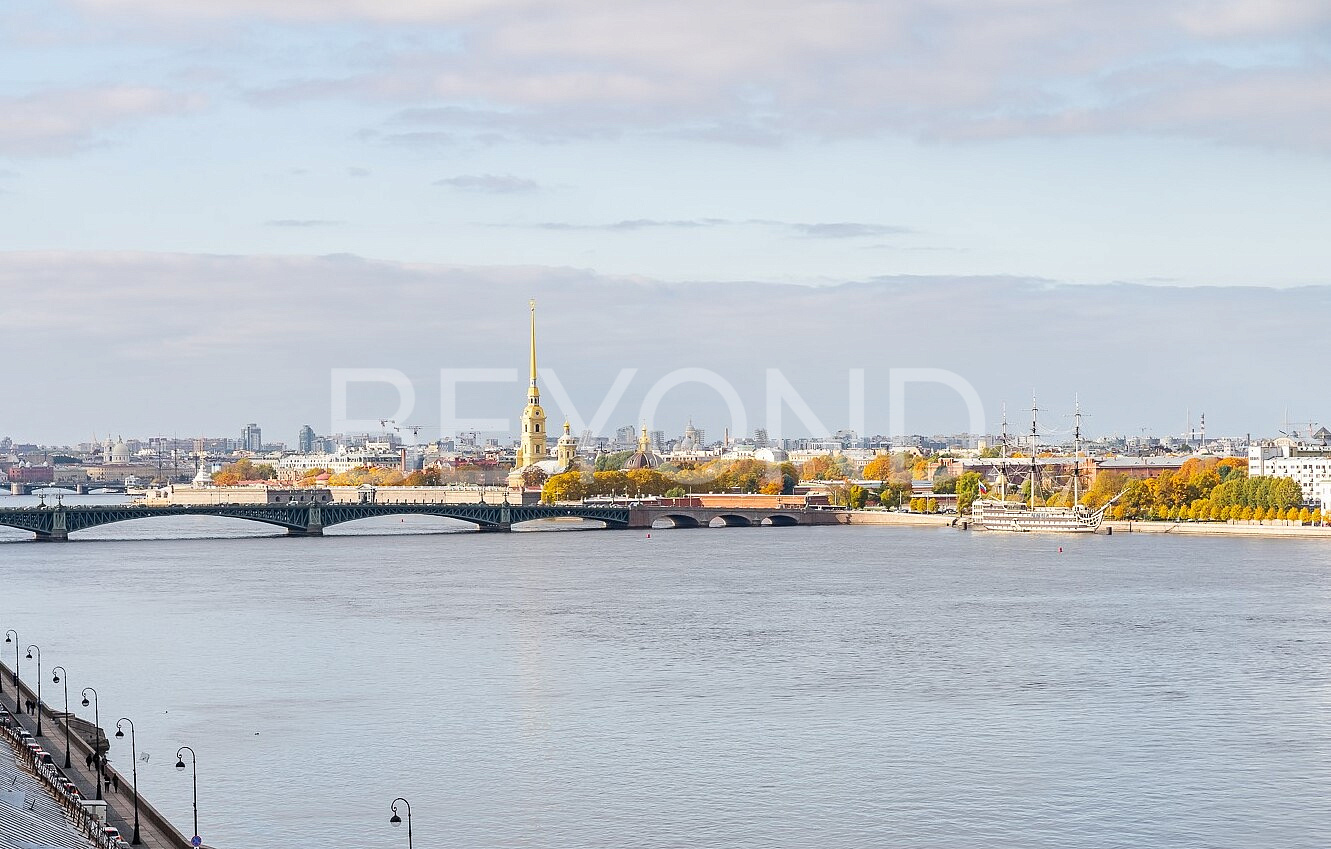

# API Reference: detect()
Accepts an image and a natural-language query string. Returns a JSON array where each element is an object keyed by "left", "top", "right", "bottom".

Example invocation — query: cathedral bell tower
[
  {"left": 556, "top": 421, "right": 578, "bottom": 470},
  {"left": 517, "top": 299, "right": 549, "bottom": 468}
]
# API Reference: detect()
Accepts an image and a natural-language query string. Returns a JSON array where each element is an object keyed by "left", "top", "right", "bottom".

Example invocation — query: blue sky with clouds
[{"left": 3, "top": 1, "right": 1330, "bottom": 443}]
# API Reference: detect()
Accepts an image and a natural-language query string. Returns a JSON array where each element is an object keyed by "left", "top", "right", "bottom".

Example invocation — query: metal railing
[{"left": 1, "top": 721, "right": 121, "bottom": 847}]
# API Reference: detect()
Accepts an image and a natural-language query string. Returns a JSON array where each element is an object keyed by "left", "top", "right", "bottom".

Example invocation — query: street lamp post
[
  {"left": 389, "top": 797, "right": 413, "bottom": 848},
  {"left": 24, "top": 645, "right": 41, "bottom": 736},
  {"left": 81, "top": 687, "right": 103, "bottom": 800},
  {"left": 51, "top": 667, "right": 71, "bottom": 768},
  {"left": 114, "top": 718, "right": 141, "bottom": 845},
  {"left": 175, "top": 746, "right": 199, "bottom": 845},
  {"left": 3, "top": 631, "right": 17, "bottom": 694}
]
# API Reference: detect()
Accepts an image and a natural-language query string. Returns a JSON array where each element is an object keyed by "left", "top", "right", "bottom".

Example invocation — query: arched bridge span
[{"left": 0, "top": 503, "right": 632, "bottom": 541}]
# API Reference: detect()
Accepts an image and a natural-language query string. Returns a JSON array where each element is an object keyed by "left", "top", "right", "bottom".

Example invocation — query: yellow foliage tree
[
  {"left": 542, "top": 471, "right": 588, "bottom": 503},
  {"left": 801, "top": 454, "right": 845, "bottom": 481}
]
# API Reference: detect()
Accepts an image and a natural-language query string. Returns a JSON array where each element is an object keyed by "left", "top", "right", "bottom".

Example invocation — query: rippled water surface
[{"left": 2, "top": 496, "right": 1330, "bottom": 847}]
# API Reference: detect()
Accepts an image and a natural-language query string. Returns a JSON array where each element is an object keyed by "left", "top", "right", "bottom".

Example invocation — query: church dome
[
  {"left": 623, "top": 423, "right": 662, "bottom": 470},
  {"left": 678, "top": 419, "right": 698, "bottom": 452},
  {"left": 622, "top": 450, "right": 662, "bottom": 470},
  {"left": 110, "top": 439, "right": 131, "bottom": 464}
]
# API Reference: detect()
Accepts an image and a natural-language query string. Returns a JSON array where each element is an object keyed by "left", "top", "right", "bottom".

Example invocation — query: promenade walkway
[{"left": 0, "top": 662, "right": 191, "bottom": 848}]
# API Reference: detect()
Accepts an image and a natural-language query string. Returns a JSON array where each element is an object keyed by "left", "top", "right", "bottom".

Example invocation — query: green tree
[
  {"left": 595, "top": 451, "right": 635, "bottom": 471},
  {"left": 847, "top": 484, "right": 868, "bottom": 509},
  {"left": 877, "top": 481, "right": 908, "bottom": 509},
  {"left": 955, "top": 471, "right": 983, "bottom": 514}
]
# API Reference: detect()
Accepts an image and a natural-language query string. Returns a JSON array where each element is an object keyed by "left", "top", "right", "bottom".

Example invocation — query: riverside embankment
[
  {"left": 842, "top": 510, "right": 956, "bottom": 527},
  {"left": 845, "top": 509, "right": 1331, "bottom": 540},
  {"left": 0, "top": 660, "right": 193, "bottom": 848},
  {"left": 1103, "top": 519, "right": 1331, "bottom": 538}
]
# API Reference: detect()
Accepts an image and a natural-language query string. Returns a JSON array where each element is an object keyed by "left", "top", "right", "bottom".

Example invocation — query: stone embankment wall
[
  {"left": 1104, "top": 520, "right": 1331, "bottom": 538},
  {"left": 842, "top": 510, "right": 956, "bottom": 527}
]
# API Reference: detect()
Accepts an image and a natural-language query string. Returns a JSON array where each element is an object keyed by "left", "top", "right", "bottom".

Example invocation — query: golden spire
[{"left": 528, "top": 299, "right": 538, "bottom": 387}]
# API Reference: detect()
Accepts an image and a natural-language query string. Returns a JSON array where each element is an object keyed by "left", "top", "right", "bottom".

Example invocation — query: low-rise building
[{"left": 1248, "top": 435, "right": 1331, "bottom": 501}]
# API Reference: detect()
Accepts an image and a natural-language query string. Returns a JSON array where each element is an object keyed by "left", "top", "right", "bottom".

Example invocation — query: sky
[{"left": 2, "top": 1, "right": 1330, "bottom": 445}]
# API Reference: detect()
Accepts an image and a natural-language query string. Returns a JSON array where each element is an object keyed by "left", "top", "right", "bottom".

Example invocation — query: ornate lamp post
[
  {"left": 175, "top": 746, "right": 199, "bottom": 846},
  {"left": 81, "top": 687, "right": 103, "bottom": 800},
  {"left": 24, "top": 645, "right": 41, "bottom": 736},
  {"left": 50, "top": 667, "right": 71, "bottom": 768},
  {"left": 3, "top": 630, "right": 17, "bottom": 693},
  {"left": 389, "top": 797, "right": 413, "bottom": 848},
  {"left": 114, "top": 718, "right": 141, "bottom": 844}
]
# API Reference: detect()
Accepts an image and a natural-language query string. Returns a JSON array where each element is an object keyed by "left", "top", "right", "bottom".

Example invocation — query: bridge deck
[{"left": 0, "top": 502, "right": 843, "bottom": 540}]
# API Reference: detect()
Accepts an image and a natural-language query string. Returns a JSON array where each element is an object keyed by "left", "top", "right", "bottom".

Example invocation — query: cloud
[
  {"left": 0, "top": 85, "right": 204, "bottom": 156},
  {"left": 521, "top": 218, "right": 907, "bottom": 238},
  {"left": 531, "top": 218, "right": 729, "bottom": 232},
  {"left": 50, "top": 2, "right": 1331, "bottom": 154},
  {"left": 433, "top": 173, "right": 540, "bottom": 193},
  {"left": 264, "top": 219, "right": 342, "bottom": 227},
  {"left": 2, "top": 250, "right": 1330, "bottom": 445},
  {"left": 346, "top": 166, "right": 371, "bottom": 177},
  {"left": 788, "top": 222, "right": 911, "bottom": 239}
]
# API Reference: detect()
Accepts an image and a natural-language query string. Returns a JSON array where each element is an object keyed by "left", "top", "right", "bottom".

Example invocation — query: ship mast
[
  {"left": 1030, "top": 393, "right": 1038, "bottom": 509},
  {"left": 999, "top": 403, "right": 1008, "bottom": 500},
  {"left": 1072, "top": 395, "right": 1082, "bottom": 507}
]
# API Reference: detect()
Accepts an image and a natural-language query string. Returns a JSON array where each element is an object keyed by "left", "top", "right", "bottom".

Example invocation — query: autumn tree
[
  {"left": 625, "top": 468, "right": 673, "bottom": 497},
  {"left": 522, "top": 466, "right": 549, "bottom": 489},
  {"left": 212, "top": 458, "right": 276, "bottom": 486},
  {"left": 542, "top": 471, "right": 588, "bottom": 503},
  {"left": 801, "top": 454, "right": 847, "bottom": 481},
  {"left": 400, "top": 468, "right": 443, "bottom": 487}
]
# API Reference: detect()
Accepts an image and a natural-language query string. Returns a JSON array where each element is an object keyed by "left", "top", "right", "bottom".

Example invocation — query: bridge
[
  {"left": 0, "top": 502, "right": 844, "bottom": 540},
  {"left": 7, "top": 482, "right": 127, "bottom": 496}
]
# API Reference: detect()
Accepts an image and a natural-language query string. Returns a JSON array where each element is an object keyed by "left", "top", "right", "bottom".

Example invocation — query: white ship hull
[{"left": 971, "top": 499, "right": 1104, "bottom": 533}]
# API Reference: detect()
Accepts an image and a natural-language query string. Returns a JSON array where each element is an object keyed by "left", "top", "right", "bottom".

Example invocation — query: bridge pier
[
  {"left": 286, "top": 526, "right": 324, "bottom": 537},
  {"left": 476, "top": 523, "right": 511, "bottom": 533},
  {"left": 34, "top": 530, "right": 68, "bottom": 542}
]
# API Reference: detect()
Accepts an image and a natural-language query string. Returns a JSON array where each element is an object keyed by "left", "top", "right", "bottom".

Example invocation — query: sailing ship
[{"left": 971, "top": 396, "right": 1115, "bottom": 533}]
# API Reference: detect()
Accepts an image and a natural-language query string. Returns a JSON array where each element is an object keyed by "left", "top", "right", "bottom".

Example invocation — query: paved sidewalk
[{"left": 0, "top": 668, "right": 189, "bottom": 848}]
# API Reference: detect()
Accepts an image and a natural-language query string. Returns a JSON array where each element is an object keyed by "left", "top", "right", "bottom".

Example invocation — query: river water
[{"left": 1, "top": 495, "right": 1329, "bottom": 848}]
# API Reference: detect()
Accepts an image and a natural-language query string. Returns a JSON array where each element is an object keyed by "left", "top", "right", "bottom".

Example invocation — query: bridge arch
[
  {"left": 653, "top": 514, "right": 702, "bottom": 529},
  {"left": 709, "top": 513, "right": 753, "bottom": 528},
  {"left": 512, "top": 516, "right": 611, "bottom": 531},
  {"left": 762, "top": 514, "right": 800, "bottom": 527},
  {"left": 321, "top": 513, "right": 490, "bottom": 534},
  {"left": 69, "top": 513, "right": 302, "bottom": 539}
]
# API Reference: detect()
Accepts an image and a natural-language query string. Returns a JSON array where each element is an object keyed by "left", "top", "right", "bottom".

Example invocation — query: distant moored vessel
[{"left": 971, "top": 395, "right": 1116, "bottom": 533}]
